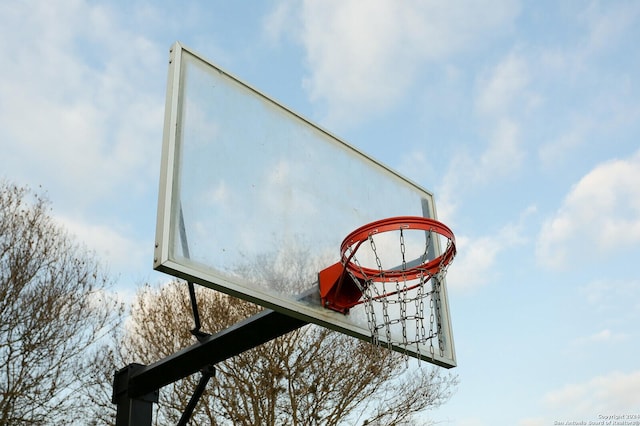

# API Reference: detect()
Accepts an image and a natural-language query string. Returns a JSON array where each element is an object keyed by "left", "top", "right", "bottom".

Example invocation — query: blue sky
[{"left": 1, "top": 1, "right": 639, "bottom": 424}]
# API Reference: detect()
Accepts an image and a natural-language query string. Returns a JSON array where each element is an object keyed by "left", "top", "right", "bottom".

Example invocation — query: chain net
[{"left": 344, "top": 226, "right": 455, "bottom": 359}]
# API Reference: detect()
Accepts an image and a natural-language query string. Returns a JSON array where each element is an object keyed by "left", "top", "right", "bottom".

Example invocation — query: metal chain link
[
  {"left": 433, "top": 277, "right": 445, "bottom": 357},
  {"left": 400, "top": 228, "right": 407, "bottom": 271},
  {"left": 369, "top": 234, "right": 383, "bottom": 273},
  {"left": 415, "top": 276, "right": 424, "bottom": 359},
  {"left": 341, "top": 226, "right": 454, "bottom": 360},
  {"left": 429, "top": 284, "right": 435, "bottom": 358}
]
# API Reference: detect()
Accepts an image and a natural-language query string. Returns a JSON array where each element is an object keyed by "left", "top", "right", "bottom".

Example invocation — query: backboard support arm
[
  {"left": 177, "top": 365, "right": 215, "bottom": 426},
  {"left": 187, "top": 281, "right": 211, "bottom": 341},
  {"left": 178, "top": 205, "right": 211, "bottom": 342},
  {"left": 112, "top": 308, "right": 307, "bottom": 426}
]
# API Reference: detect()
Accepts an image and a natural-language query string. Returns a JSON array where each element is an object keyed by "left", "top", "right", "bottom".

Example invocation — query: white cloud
[
  {"left": 571, "top": 329, "right": 628, "bottom": 346},
  {"left": 0, "top": 1, "right": 164, "bottom": 203},
  {"left": 55, "top": 215, "right": 148, "bottom": 279},
  {"left": 543, "top": 370, "right": 640, "bottom": 417},
  {"left": 537, "top": 151, "right": 640, "bottom": 269},
  {"left": 475, "top": 53, "right": 532, "bottom": 116},
  {"left": 581, "top": 278, "right": 640, "bottom": 313},
  {"left": 535, "top": 2, "right": 640, "bottom": 168},
  {"left": 433, "top": 54, "right": 538, "bottom": 220},
  {"left": 581, "top": 1, "right": 640, "bottom": 54},
  {"left": 446, "top": 234, "right": 500, "bottom": 292},
  {"left": 442, "top": 51, "right": 533, "bottom": 209},
  {"left": 263, "top": 0, "right": 298, "bottom": 45},
  {"left": 446, "top": 206, "right": 533, "bottom": 293},
  {"left": 477, "top": 118, "right": 524, "bottom": 182},
  {"left": 538, "top": 118, "right": 590, "bottom": 167},
  {"left": 437, "top": 117, "right": 525, "bottom": 219},
  {"left": 274, "top": 0, "right": 519, "bottom": 126}
]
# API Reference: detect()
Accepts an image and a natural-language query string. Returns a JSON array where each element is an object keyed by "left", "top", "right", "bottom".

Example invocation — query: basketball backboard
[{"left": 154, "top": 42, "right": 456, "bottom": 367}]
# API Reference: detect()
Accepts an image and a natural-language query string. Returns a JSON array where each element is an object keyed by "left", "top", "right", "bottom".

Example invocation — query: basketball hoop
[{"left": 319, "top": 216, "right": 456, "bottom": 356}]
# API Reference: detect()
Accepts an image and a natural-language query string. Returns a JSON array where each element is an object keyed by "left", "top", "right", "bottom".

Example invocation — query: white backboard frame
[{"left": 154, "top": 42, "right": 456, "bottom": 367}]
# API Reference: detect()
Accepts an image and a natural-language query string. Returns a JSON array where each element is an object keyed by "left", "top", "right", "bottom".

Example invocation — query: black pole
[
  {"left": 112, "top": 364, "right": 159, "bottom": 426},
  {"left": 177, "top": 365, "right": 215, "bottom": 426},
  {"left": 187, "top": 281, "right": 212, "bottom": 341},
  {"left": 113, "top": 309, "right": 307, "bottom": 425}
]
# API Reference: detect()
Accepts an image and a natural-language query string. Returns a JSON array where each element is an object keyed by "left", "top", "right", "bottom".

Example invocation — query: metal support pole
[
  {"left": 187, "top": 281, "right": 211, "bottom": 341},
  {"left": 113, "top": 309, "right": 307, "bottom": 425},
  {"left": 128, "top": 308, "right": 306, "bottom": 397},
  {"left": 177, "top": 365, "right": 215, "bottom": 426},
  {"left": 112, "top": 364, "right": 159, "bottom": 426}
]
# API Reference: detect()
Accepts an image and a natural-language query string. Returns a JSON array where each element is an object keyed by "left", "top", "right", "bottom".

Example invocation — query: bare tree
[
  {"left": 104, "top": 279, "right": 457, "bottom": 425},
  {"left": 0, "top": 181, "right": 123, "bottom": 424}
]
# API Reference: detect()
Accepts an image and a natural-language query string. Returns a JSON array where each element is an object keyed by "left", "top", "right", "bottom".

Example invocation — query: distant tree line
[{"left": 0, "top": 180, "right": 123, "bottom": 424}]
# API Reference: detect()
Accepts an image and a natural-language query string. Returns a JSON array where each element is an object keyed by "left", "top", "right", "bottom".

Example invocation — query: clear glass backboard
[{"left": 154, "top": 42, "right": 456, "bottom": 367}]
